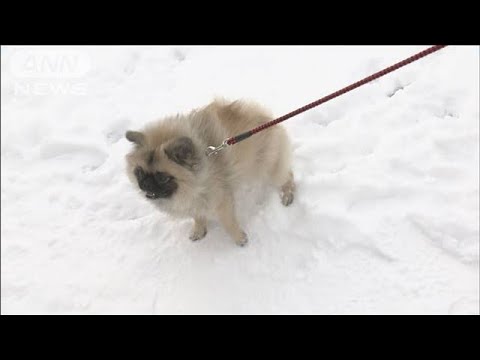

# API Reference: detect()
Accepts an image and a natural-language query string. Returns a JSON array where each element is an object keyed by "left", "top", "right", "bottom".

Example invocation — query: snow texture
[{"left": 1, "top": 45, "right": 479, "bottom": 314}]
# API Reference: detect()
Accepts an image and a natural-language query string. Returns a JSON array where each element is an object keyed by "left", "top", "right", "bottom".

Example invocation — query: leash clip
[{"left": 206, "top": 139, "right": 229, "bottom": 157}]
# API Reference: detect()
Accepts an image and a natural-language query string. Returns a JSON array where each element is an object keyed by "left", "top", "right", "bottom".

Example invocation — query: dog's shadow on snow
[{"left": 163, "top": 181, "right": 395, "bottom": 266}]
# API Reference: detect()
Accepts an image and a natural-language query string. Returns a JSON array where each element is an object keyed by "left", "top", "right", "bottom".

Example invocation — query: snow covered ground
[{"left": 1, "top": 45, "right": 479, "bottom": 315}]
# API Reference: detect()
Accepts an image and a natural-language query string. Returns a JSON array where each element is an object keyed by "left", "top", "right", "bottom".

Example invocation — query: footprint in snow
[{"left": 39, "top": 142, "right": 108, "bottom": 171}]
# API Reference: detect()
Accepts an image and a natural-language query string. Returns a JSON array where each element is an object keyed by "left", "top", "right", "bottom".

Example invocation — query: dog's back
[{"left": 193, "top": 99, "right": 292, "bottom": 187}]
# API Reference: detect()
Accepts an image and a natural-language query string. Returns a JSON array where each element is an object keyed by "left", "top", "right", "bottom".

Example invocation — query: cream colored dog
[{"left": 125, "top": 99, "right": 295, "bottom": 246}]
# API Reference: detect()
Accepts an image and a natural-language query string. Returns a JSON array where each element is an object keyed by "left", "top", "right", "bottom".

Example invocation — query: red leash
[{"left": 206, "top": 45, "right": 447, "bottom": 156}]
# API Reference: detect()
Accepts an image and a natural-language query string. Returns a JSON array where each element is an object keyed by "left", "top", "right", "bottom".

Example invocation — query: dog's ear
[
  {"left": 126, "top": 130, "right": 145, "bottom": 146},
  {"left": 164, "top": 137, "right": 199, "bottom": 170}
]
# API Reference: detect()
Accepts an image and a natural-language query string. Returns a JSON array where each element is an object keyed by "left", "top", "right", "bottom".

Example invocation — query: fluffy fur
[{"left": 125, "top": 98, "right": 295, "bottom": 246}]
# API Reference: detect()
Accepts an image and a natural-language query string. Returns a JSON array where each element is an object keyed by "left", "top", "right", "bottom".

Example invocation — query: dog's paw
[
  {"left": 189, "top": 228, "right": 207, "bottom": 241},
  {"left": 281, "top": 189, "right": 294, "bottom": 206},
  {"left": 235, "top": 232, "right": 249, "bottom": 247}
]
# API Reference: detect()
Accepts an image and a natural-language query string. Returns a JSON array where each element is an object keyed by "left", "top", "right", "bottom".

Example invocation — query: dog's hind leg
[
  {"left": 279, "top": 170, "right": 295, "bottom": 206},
  {"left": 269, "top": 152, "right": 295, "bottom": 206}
]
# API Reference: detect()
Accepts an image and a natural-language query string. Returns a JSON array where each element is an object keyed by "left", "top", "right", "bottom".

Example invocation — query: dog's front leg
[
  {"left": 189, "top": 216, "right": 207, "bottom": 241},
  {"left": 216, "top": 195, "right": 248, "bottom": 247}
]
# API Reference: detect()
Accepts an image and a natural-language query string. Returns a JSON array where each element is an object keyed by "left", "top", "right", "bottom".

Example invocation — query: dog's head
[{"left": 125, "top": 129, "right": 201, "bottom": 200}]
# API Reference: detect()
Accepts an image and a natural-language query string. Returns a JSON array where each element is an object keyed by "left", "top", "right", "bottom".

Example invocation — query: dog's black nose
[{"left": 141, "top": 176, "right": 159, "bottom": 193}]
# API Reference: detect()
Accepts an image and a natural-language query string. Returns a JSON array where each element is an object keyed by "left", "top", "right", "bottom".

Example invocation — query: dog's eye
[{"left": 154, "top": 172, "right": 171, "bottom": 184}]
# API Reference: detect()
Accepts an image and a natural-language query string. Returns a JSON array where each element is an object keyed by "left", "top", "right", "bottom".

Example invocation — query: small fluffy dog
[{"left": 125, "top": 99, "right": 295, "bottom": 246}]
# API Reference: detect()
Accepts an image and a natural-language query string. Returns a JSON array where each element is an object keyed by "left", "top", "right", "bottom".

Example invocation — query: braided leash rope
[{"left": 206, "top": 45, "right": 447, "bottom": 156}]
